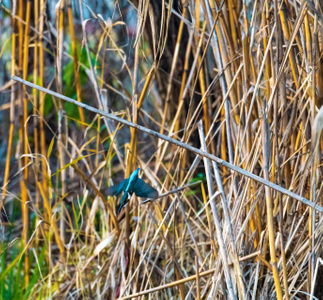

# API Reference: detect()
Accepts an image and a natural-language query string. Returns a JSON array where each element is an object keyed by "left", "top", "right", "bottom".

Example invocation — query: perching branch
[{"left": 12, "top": 75, "right": 323, "bottom": 213}]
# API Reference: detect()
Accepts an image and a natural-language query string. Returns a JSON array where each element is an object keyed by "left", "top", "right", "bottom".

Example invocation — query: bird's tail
[
  {"left": 116, "top": 203, "right": 123, "bottom": 216},
  {"left": 116, "top": 193, "right": 129, "bottom": 215}
]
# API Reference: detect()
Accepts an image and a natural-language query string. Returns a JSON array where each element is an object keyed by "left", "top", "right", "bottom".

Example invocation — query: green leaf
[
  {"left": 47, "top": 137, "right": 55, "bottom": 158},
  {"left": 64, "top": 100, "right": 80, "bottom": 120},
  {"left": 51, "top": 154, "right": 92, "bottom": 177}
]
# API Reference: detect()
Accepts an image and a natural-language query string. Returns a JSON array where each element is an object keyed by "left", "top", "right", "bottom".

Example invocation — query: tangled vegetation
[{"left": 1, "top": 0, "right": 323, "bottom": 299}]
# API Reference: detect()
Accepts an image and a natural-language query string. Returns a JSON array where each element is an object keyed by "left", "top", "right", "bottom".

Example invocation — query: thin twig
[{"left": 141, "top": 181, "right": 201, "bottom": 204}]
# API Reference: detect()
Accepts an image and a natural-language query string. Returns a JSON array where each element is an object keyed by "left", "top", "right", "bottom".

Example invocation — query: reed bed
[{"left": 1, "top": 0, "right": 323, "bottom": 299}]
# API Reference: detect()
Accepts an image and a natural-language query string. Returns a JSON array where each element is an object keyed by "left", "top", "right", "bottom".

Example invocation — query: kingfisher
[{"left": 106, "top": 168, "right": 159, "bottom": 215}]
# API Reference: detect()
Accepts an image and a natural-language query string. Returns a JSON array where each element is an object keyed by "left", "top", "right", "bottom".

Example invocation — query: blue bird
[{"left": 106, "top": 168, "right": 159, "bottom": 215}]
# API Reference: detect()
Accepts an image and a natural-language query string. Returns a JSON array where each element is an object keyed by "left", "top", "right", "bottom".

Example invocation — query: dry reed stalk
[
  {"left": 202, "top": 3, "right": 237, "bottom": 212},
  {"left": 198, "top": 121, "right": 236, "bottom": 299},
  {"left": 241, "top": 0, "right": 259, "bottom": 250},
  {"left": 211, "top": 156, "right": 246, "bottom": 299},
  {"left": 21, "top": 0, "right": 31, "bottom": 287},
  {"left": 39, "top": 0, "right": 48, "bottom": 213},
  {"left": 195, "top": 256, "right": 200, "bottom": 300},
  {"left": 261, "top": 100, "right": 283, "bottom": 299},
  {"left": 309, "top": 1, "right": 320, "bottom": 293},
  {"left": 32, "top": 0, "right": 40, "bottom": 246},
  {"left": 274, "top": 1, "right": 289, "bottom": 297},
  {"left": 56, "top": 0, "right": 66, "bottom": 255},
  {"left": 279, "top": 2, "right": 300, "bottom": 91},
  {"left": 120, "top": 266, "right": 218, "bottom": 300},
  {"left": 195, "top": 1, "right": 211, "bottom": 136},
  {"left": 67, "top": 0, "right": 85, "bottom": 124}
]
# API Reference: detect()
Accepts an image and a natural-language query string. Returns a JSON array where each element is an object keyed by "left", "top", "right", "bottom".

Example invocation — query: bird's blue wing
[
  {"left": 105, "top": 179, "right": 129, "bottom": 196},
  {"left": 133, "top": 178, "right": 158, "bottom": 198}
]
